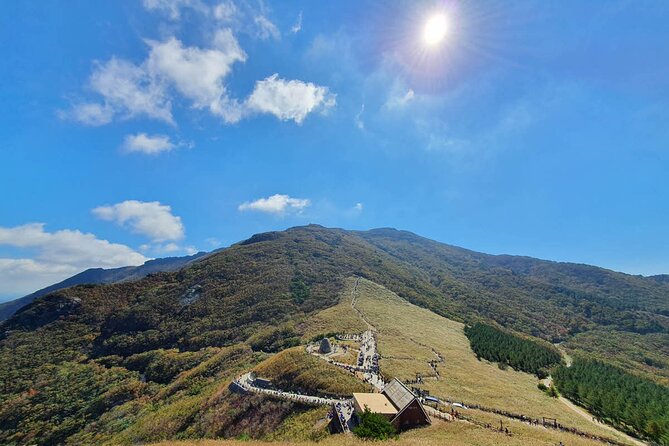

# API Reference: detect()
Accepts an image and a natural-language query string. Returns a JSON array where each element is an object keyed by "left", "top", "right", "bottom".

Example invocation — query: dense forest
[
  {"left": 553, "top": 359, "right": 669, "bottom": 445},
  {"left": 464, "top": 322, "right": 562, "bottom": 376}
]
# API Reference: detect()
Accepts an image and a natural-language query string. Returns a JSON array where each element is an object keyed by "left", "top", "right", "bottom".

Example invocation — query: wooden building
[{"left": 351, "top": 378, "right": 431, "bottom": 430}]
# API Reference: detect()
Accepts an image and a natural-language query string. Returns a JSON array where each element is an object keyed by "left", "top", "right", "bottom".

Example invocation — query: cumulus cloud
[
  {"left": 354, "top": 202, "right": 364, "bottom": 211},
  {"left": 123, "top": 133, "right": 179, "bottom": 154},
  {"left": 93, "top": 200, "right": 185, "bottom": 242},
  {"left": 67, "top": 57, "right": 174, "bottom": 125},
  {"left": 238, "top": 194, "right": 310, "bottom": 214},
  {"left": 246, "top": 74, "right": 335, "bottom": 123},
  {"left": 0, "top": 223, "right": 148, "bottom": 297},
  {"left": 66, "top": 24, "right": 335, "bottom": 126},
  {"left": 146, "top": 31, "right": 247, "bottom": 122}
]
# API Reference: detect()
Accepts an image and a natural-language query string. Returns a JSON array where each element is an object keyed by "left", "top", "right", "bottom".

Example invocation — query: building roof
[
  {"left": 353, "top": 393, "right": 398, "bottom": 415},
  {"left": 382, "top": 378, "right": 415, "bottom": 411}
]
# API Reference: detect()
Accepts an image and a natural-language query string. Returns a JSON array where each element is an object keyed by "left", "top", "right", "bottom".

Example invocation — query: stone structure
[{"left": 319, "top": 337, "right": 332, "bottom": 354}]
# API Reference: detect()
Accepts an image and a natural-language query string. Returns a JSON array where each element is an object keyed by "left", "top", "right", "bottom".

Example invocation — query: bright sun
[{"left": 423, "top": 13, "right": 448, "bottom": 46}]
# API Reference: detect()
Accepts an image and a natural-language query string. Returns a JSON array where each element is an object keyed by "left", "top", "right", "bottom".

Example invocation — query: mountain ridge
[{"left": 0, "top": 251, "right": 209, "bottom": 321}]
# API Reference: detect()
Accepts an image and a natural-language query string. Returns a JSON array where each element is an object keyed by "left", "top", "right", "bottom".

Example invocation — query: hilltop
[{"left": 1, "top": 225, "right": 667, "bottom": 445}]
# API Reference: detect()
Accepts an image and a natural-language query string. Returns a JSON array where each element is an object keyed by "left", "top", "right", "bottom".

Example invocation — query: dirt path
[
  {"left": 548, "top": 348, "right": 645, "bottom": 446},
  {"left": 557, "top": 396, "right": 646, "bottom": 446},
  {"left": 350, "top": 277, "right": 376, "bottom": 331}
]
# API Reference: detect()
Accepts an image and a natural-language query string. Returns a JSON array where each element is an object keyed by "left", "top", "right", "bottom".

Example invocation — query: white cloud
[
  {"left": 254, "top": 15, "right": 280, "bottom": 40},
  {"left": 354, "top": 202, "right": 364, "bottom": 211},
  {"left": 67, "top": 57, "right": 174, "bottom": 125},
  {"left": 62, "top": 102, "right": 114, "bottom": 126},
  {"left": 246, "top": 74, "right": 335, "bottom": 123},
  {"left": 66, "top": 27, "right": 335, "bottom": 126},
  {"left": 66, "top": 32, "right": 251, "bottom": 126},
  {"left": 0, "top": 223, "right": 148, "bottom": 296},
  {"left": 291, "top": 11, "right": 303, "bottom": 34},
  {"left": 93, "top": 200, "right": 185, "bottom": 242},
  {"left": 123, "top": 133, "right": 179, "bottom": 154},
  {"left": 238, "top": 194, "right": 311, "bottom": 214},
  {"left": 146, "top": 32, "right": 247, "bottom": 122}
]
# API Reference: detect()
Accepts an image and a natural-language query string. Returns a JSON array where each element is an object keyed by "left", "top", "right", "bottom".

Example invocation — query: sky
[{"left": 1, "top": 0, "right": 669, "bottom": 301}]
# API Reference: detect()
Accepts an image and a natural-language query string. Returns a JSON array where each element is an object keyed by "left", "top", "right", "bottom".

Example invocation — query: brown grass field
[{"left": 299, "top": 277, "right": 643, "bottom": 446}]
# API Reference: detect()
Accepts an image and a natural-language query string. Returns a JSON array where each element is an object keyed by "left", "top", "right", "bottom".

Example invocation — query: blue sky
[{"left": 1, "top": 0, "right": 669, "bottom": 300}]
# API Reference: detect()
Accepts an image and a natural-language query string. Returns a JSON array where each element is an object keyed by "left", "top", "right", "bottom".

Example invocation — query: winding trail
[
  {"left": 233, "top": 372, "right": 344, "bottom": 406},
  {"left": 556, "top": 397, "right": 646, "bottom": 446},
  {"left": 545, "top": 345, "right": 646, "bottom": 446}
]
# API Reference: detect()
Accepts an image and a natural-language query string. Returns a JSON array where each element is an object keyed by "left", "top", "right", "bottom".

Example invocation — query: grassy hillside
[
  {"left": 1, "top": 224, "right": 667, "bottom": 444},
  {"left": 252, "top": 347, "right": 372, "bottom": 397},
  {"left": 324, "top": 277, "right": 641, "bottom": 445}
]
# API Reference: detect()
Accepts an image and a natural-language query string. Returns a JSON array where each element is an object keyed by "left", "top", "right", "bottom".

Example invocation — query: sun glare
[{"left": 423, "top": 13, "right": 448, "bottom": 46}]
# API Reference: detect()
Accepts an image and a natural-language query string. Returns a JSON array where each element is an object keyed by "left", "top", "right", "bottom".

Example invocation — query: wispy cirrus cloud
[{"left": 291, "top": 11, "right": 303, "bottom": 34}]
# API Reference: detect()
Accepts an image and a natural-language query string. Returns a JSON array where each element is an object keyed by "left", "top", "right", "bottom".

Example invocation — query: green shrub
[{"left": 353, "top": 408, "right": 397, "bottom": 440}]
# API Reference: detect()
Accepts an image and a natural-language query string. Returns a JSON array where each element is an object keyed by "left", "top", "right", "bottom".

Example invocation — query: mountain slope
[
  {"left": 0, "top": 251, "right": 208, "bottom": 322},
  {"left": 1, "top": 225, "right": 667, "bottom": 445},
  {"left": 358, "top": 228, "right": 668, "bottom": 336}
]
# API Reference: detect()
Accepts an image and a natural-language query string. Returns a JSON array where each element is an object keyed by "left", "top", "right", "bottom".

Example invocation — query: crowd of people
[{"left": 332, "top": 401, "right": 354, "bottom": 432}]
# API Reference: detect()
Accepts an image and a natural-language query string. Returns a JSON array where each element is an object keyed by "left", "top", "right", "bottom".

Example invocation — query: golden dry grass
[
  {"left": 347, "top": 278, "right": 640, "bottom": 446},
  {"left": 252, "top": 347, "right": 371, "bottom": 396},
  {"left": 300, "top": 288, "right": 367, "bottom": 341}
]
